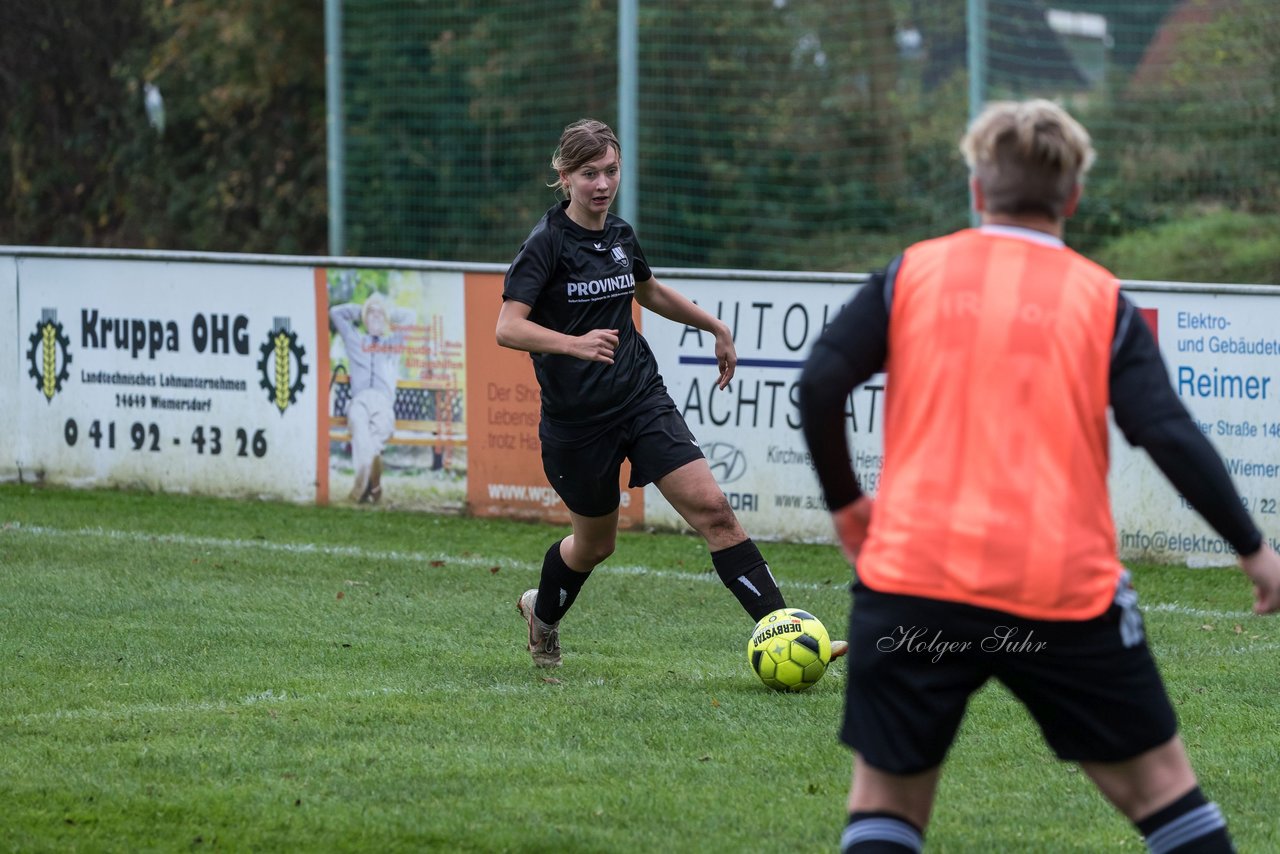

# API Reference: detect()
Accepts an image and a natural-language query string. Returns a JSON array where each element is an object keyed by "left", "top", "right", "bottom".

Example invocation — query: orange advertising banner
[{"left": 463, "top": 272, "right": 644, "bottom": 527}]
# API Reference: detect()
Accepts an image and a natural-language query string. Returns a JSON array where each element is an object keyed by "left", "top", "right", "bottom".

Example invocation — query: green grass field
[{"left": 2, "top": 483, "right": 1276, "bottom": 853}]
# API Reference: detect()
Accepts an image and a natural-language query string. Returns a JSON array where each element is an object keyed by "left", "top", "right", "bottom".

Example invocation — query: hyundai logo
[{"left": 704, "top": 441, "right": 747, "bottom": 484}]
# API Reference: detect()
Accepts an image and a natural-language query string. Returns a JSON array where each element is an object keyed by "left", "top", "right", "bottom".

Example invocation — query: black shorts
[
  {"left": 539, "top": 392, "right": 704, "bottom": 517},
  {"left": 841, "top": 573, "right": 1178, "bottom": 774}
]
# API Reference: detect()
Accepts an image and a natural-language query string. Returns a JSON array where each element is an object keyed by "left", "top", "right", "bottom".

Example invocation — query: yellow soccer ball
[{"left": 748, "top": 608, "right": 831, "bottom": 692}]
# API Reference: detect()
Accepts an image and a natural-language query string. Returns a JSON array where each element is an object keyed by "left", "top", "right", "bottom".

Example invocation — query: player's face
[{"left": 563, "top": 147, "right": 620, "bottom": 226}]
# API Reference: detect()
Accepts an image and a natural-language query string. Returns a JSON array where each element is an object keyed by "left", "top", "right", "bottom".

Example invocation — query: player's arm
[
  {"left": 498, "top": 227, "right": 618, "bottom": 363},
  {"left": 1110, "top": 293, "right": 1280, "bottom": 614},
  {"left": 495, "top": 299, "right": 619, "bottom": 364},
  {"left": 635, "top": 275, "right": 735, "bottom": 390},
  {"left": 797, "top": 268, "right": 893, "bottom": 561}
]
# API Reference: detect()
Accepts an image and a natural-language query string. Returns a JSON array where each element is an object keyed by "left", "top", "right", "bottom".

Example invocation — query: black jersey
[{"left": 504, "top": 202, "right": 664, "bottom": 425}]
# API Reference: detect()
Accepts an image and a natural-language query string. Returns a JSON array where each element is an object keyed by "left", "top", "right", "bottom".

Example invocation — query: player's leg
[
  {"left": 652, "top": 456, "right": 743, "bottom": 549},
  {"left": 1080, "top": 737, "right": 1232, "bottom": 852},
  {"left": 538, "top": 431, "right": 625, "bottom": 619},
  {"left": 996, "top": 572, "right": 1234, "bottom": 851},
  {"left": 630, "top": 400, "right": 842, "bottom": 650},
  {"left": 621, "top": 398, "right": 786, "bottom": 621},
  {"left": 655, "top": 458, "right": 787, "bottom": 621},
  {"left": 1079, "top": 736, "right": 1195, "bottom": 820},
  {"left": 654, "top": 461, "right": 855, "bottom": 653},
  {"left": 653, "top": 458, "right": 848, "bottom": 653},
  {"left": 517, "top": 422, "right": 625, "bottom": 666},
  {"left": 842, "top": 756, "right": 937, "bottom": 852},
  {"left": 838, "top": 587, "right": 983, "bottom": 851},
  {"left": 539, "top": 507, "right": 619, "bottom": 623},
  {"left": 517, "top": 509, "right": 618, "bottom": 668}
]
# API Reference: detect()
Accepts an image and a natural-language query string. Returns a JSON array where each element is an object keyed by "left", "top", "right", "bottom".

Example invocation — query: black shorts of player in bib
[
  {"left": 539, "top": 391, "right": 705, "bottom": 517},
  {"left": 841, "top": 573, "right": 1178, "bottom": 775}
]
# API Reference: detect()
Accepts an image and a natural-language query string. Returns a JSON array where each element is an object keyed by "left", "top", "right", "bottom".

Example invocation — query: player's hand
[
  {"left": 714, "top": 333, "right": 737, "bottom": 390},
  {"left": 832, "top": 496, "right": 873, "bottom": 564},
  {"left": 571, "top": 328, "right": 619, "bottom": 363},
  {"left": 1240, "top": 543, "right": 1280, "bottom": 615}
]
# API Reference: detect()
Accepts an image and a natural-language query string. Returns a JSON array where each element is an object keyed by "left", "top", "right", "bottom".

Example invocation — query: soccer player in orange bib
[{"left": 799, "top": 99, "right": 1280, "bottom": 853}]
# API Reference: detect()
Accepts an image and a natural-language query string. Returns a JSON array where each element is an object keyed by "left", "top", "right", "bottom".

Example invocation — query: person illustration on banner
[{"left": 330, "top": 293, "right": 414, "bottom": 503}]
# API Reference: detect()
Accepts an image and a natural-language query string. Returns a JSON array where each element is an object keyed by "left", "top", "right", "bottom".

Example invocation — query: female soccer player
[{"left": 497, "top": 118, "right": 846, "bottom": 668}]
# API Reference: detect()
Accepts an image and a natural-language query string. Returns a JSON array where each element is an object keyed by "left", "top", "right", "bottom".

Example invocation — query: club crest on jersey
[{"left": 611, "top": 246, "right": 629, "bottom": 267}]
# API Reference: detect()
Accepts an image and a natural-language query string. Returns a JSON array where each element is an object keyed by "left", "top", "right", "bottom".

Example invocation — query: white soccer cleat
[
  {"left": 830, "top": 640, "right": 849, "bottom": 660},
  {"left": 517, "top": 589, "right": 562, "bottom": 668}
]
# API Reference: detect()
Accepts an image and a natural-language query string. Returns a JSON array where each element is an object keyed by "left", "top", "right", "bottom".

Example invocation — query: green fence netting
[{"left": 337, "top": 0, "right": 1279, "bottom": 272}]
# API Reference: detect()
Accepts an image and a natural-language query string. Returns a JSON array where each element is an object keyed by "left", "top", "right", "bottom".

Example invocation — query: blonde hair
[
  {"left": 548, "top": 119, "right": 621, "bottom": 196},
  {"left": 960, "top": 99, "right": 1095, "bottom": 219}
]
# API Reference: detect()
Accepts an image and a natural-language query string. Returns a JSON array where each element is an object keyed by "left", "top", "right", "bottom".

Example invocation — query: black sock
[
  {"left": 841, "top": 811, "right": 924, "bottom": 853},
  {"left": 1136, "top": 787, "right": 1234, "bottom": 853},
  {"left": 711, "top": 538, "right": 786, "bottom": 622},
  {"left": 534, "top": 539, "right": 590, "bottom": 625}
]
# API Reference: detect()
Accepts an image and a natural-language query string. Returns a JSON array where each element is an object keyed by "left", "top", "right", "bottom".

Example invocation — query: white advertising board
[
  {"left": 1112, "top": 289, "right": 1280, "bottom": 565},
  {"left": 646, "top": 276, "right": 1280, "bottom": 566},
  {"left": 643, "top": 278, "right": 876, "bottom": 542},
  {"left": 0, "top": 257, "right": 18, "bottom": 480},
  {"left": 14, "top": 257, "right": 320, "bottom": 501},
  {"left": 4, "top": 249, "right": 1276, "bottom": 567}
]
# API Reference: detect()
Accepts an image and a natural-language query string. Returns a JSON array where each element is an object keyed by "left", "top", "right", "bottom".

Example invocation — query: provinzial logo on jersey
[
  {"left": 611, "top": 246, "right": 629, "bottom": 267},
  {"left": 27, "top": 310, "right": 72, "bottom": 403},
  {"left": 565, "top": 273, "right": 635, "bottom": 302}
]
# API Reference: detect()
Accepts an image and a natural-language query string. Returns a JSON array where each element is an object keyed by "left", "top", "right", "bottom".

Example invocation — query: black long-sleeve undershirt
[{"left": 797, "top": 268, "right": 1264, "bottom": 557}]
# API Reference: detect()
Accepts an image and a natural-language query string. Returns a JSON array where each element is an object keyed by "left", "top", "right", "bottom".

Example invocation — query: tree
[
  {"left": 0, "top": 0, "right": 327, "bottom": 254},
  {"left": 0, "top": 1, "right": 152, "bottom": 246},
  {"left": 137, "top": 0, "right": 328, "bottom": 253}
]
